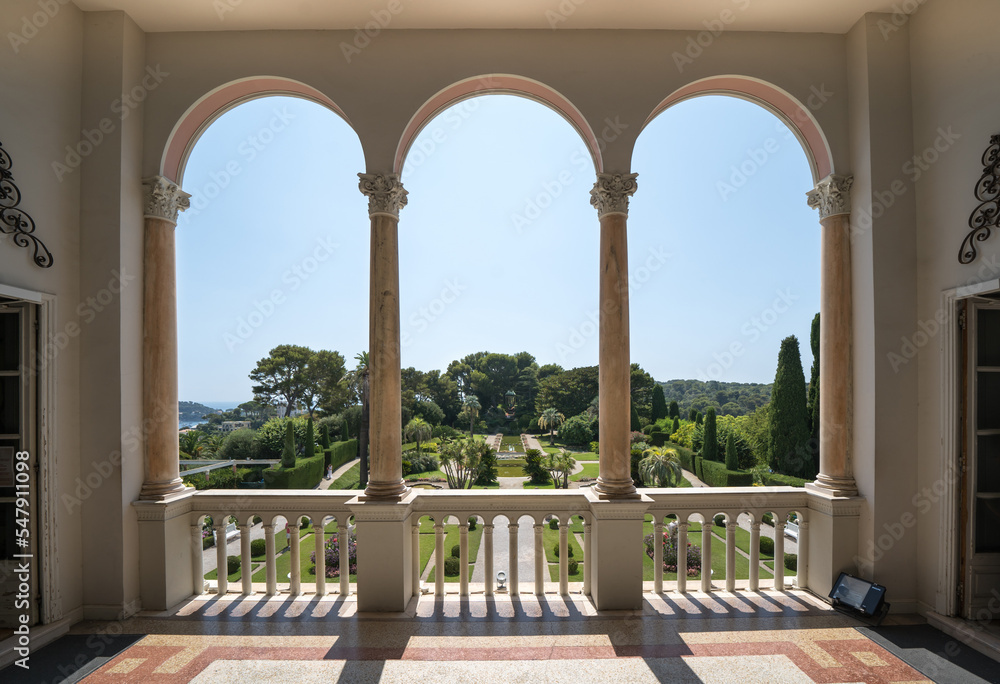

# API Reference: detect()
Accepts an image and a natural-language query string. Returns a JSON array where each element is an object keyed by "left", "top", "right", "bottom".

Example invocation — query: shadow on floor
[{"left": 857, "top": 624, "right": 1000, "bottom": 684}]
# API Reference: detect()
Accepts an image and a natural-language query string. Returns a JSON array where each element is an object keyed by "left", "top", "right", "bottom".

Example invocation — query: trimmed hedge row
[
  {"left": 326, "top": 439, "right": 358, "bottom": 471},
  {"left": 264, "top": 452, "right": 325, "bottom": 489},
  {"left": 699, "top": 459, "right": 754, "bottom": 487},
  {"left": 763, "top": 472, "right": 810, "bottom": 488}
]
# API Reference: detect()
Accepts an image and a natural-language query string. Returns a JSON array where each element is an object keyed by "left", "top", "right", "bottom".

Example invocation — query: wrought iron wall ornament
[
  {"left": 959, "top": 134, "right": 1000, "bottom": 264},
  {"left": 0, "top": 139, "right": 53, "bottom": 268}
]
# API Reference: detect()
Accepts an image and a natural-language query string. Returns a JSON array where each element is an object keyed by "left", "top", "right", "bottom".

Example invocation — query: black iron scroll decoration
[
  {"left": 0, "top": 139, "right": 53, "bottom": 268},
  {"left": 959, "top": 134, "right": 1000, "bottom": 265}
]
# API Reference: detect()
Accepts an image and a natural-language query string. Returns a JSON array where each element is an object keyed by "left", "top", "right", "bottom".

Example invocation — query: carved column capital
[
  {"left": 806, "top": 174, "right": 854, "bottom": 219},
  {"left": 358, "top": 172, "right": 408, "bottom": 219},
  {"left": 590, "top": 172, "right": 638, "bottom": 218},
  {"left": 142, "top": 176, "right": 190, "bottom": 225}
]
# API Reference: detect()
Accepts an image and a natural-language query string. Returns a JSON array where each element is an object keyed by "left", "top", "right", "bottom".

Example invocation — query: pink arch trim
[
  {"left": 642, "top": 76, "right": 834, "bottom": 182},
  {"left": 394, "top": 75, "right": 603, "bottom": 174},
  {"left": 161, "top": 76, "right": 351, "bottom": 184}
]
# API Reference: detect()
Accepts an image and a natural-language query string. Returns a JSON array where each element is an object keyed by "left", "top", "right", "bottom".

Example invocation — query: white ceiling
[{"left": 71, "top": 0, "right": 902, "bottom": 34}]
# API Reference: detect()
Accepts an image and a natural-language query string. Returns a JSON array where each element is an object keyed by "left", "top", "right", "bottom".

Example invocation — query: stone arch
[
  {"left": 160, "top": 76, "right": 355, "bottom": 184},
  {"left": 394, "top": 74, "right": 603, "bottom": 175},
  {"left": 635, "top": 75, "right": 834, "bottom": 183}
]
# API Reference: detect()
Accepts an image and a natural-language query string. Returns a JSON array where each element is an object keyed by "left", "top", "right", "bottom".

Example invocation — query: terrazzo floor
[{"left": 16, "top": 589, "right": 954, "bottom": 683}]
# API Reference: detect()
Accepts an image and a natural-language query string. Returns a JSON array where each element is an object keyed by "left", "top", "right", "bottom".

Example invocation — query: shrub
[
  {"left": 762, "top": 512, "right": 774, "bottom": 525},
  {"left": 300, "top": 517, "right": 312, "bottom": 529},
  {"left": 280, "top": 421, "right": 296, "bottom": 468},
  {"left": 760, "top": 536, "right": 775, "bottom": 556},
  {"left": 553, "top": 542, "right": 574, "bottom": 558},
  {"left": 263, "top": 449, "right": 324, "bottom": 489},
  {"left": 643, "top": 526, "right": 702, "bottom": 571},
  {"left": 218, "top": 428, "right": 256, "bottom": 460},
  {"left": 311, "top": 533, "right": 357, "bottom": 578},
  {"left": 630, "top": 430, "right": 647, "bottom": 444},
  {"left": 699, "top": 460, "right": 754, "bottom": 487},
  {"left": 467, "top": 517, "right": 477, "bottom": 531},
  {"left": 256, "top": 416, "right": 309, "bottom": 459},
  {"left": 250, "top": 539, "right": 266, "bottom": 558},
  {"left": 559, "top": 413, "right": 596, "bottom": 445},
  {"left": 524, "top": 448, "right": 550, "bottom": 485},
  {"left": 252, "top": 516, "right": 262, "bottom": 524},
  {"left": 703, "top": 408, "right": 718, "bottom": 461},
  {"left": 451, "top": 544, "right": 461, "bottom": 558},
  {"left": 714, "top": 514, "right": 726, "bottom": 527},
  {"left": 433, "top": 425, "right": 461, "bottom": 440},
  {"left": 651, "top": 432, "right": 669, "bottom": 447},
  {"left": 568, "top": 559, "right": 579, "bottom": 575},
  {"left": 443, "top": 556, "right": 461, "bottom": 576},
  {"left": 784, "top": 553, "right": 797, "bottom": 571},
  {"left": 641, "top": 424, "right": 657, "bottom": 435},
  {"left": 762, "top": 473, "right": 810, "bottom": 488},
  {"left": 327, "top": 439, "right": 358, "bottom": 472},
  {"left": 549, "top": 518, "right": 559, "bottom": 530},
  {"left": 588, "top": 441, "right": 599, "bottom": 455},
  {"left": 226, "top": 555, "right": 241, "bottom": 575},
  {"left": 406, "top": 451, "right": 439, "bottom": 474}
]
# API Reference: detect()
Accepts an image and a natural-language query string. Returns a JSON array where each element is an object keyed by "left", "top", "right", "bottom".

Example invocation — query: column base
[
  {"left": 592, "top": 477, "right": 639, "bottom": 499},
  {"left": 134, "top": 491, "right": 196, "bottom": 611},
  {"left": 361, "top": 479, "right": 410, "bottom": 501},
  {"left": 139, "top": 477, "right": 192, "bottom": 501},
  {"left": 807, "top": 474, "right": 858, "bottom": 498}
]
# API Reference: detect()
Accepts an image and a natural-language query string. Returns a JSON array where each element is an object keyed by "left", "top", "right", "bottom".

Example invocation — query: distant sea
[{"left": 179, "top": 401, "right": 243, "bottom": 429}]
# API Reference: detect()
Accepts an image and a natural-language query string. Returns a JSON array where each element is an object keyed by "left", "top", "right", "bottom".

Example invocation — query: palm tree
[
  {"left": 178, "top": 430, "right": 205, "bottom": 459},
  {"left": 537, "top": 408, "right": 566, "bottom": 446},
  {"left": 348, "top": 352, "right": 370, "bottom": 489},
  {"left": 543, "top": 448, "right": 577, "bottom": 489},
  {"left": 462, "top": 395, "right": 481, "bottom": 439},
  {"left": 639, "top": 446, "right": 683, "bottom": 488},
  {"left": 404, "top": 417, "right": 432, "bottom": 455},
  {"left": 203, "top": 433, "right": 224, "bottom": 458}
]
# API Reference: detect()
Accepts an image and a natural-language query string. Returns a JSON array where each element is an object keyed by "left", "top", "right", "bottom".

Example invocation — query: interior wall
[
  {"left": 909, "top": 0, "right": 1000, "bottom": 614},
  {"left": 0, "top": 0, "right": 85, "bottom": 621}
]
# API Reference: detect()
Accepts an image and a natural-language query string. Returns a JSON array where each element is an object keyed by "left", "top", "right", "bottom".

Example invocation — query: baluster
[
  {"left": 534, "top": 522, "right": 544, "bottom": 595},
  {"left": 484, "top": 523, "right": 494, "bottom": 596},
  {"left": 435, "top": 519, "right": 445, "bottom": 596},
  {"left": 508, "top": 519, "right": 519, "bottom": 596},
  {"left": 314, "top": 522, "right": 326, "bottom": 596},
  {"left": 412, "top": 519, "right": 421, "bottom": 596},
  {"left": 701, "top": 519, "right": 712, "bottom": 592},
  {"left": 339, "top": 525, "right": 350, "bottom": 596},
  {"left": 240, "top": 522, "right": 253, "bottom": 594},
  {"left": 214, "top": 517, "right": 228, "bottom": 595},
  {"left": 583, "top": 521, "right": 592, "bottom": 596},
  {"left": 459, "top": 521, "right": 469, "bottom": 597},
  {"left": 725, "top": 519, "right": 736, "bottom": 592},
  {"left": 774, "top": 518, "right": 786, "bottom": 591},
  {"left": 191, "top": 523, "right": 204, "bottom": 596},
  {"left": 559, "top": 519, "right": 569, "bottom": 596},
  {"left": 749, "top": 520, "right": 760, "bottom": 591},
  {"left": 796, "top": 518, "right": 809, "bottom": 590},
  {"left": 264, "top": 523, "right": 277, "bottom": 595},
  {"left": 290, "top": 519, "right": 301, "bottom": 595},
  {"left": 677, "top": 520, "right": 689, "bottom": 594},
  {"left": 653, "top": 520, "right": 664, "bottom": 594}
]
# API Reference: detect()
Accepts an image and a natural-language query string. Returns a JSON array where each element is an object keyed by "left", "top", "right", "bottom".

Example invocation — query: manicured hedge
[
  {"left": 264, "top": 452, "right": 325, "bottom": 489},
  {"left": 650, "top": 432, "right": 669, "bottom": 447},
  {"left": 699, "top": 459, "right": 754, "bottom": 487},
  {"left": 763, "top": 472, "right": 810, "bottom": 488},
  {"left": 183, "top": 466, "right": 259, "bottom": 491},
  {"left": 325, "top": 439, "right": 358, "bottom": 471}
]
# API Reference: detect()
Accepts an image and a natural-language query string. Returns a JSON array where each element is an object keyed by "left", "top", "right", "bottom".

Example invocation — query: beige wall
[{"left": 910, "top": 0, "right": 1000, "bottom": 613}]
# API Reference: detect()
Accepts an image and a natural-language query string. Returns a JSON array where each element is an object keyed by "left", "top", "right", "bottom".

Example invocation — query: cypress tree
[
  {"left": 668, "top": 400, "right": 680, "bottom": 420},
  {"left": 630, "top": 404, "right": 641, "bottom": 432},
  {"left": 725, "top": 431, "right": 738, "bottom": 470},
  {"left": 695, "top": 411, "right": 703, "bottom": 426},
  {"left": 689, "top": 408, "right": 698, "bottom": 422},
  {"left": 320, "top": 423, "right": 332, "bottom": 469},
  {"left": 807, "top": 313, "right": 820, "bottom": 444},
  {"left": 651, "top": 385, "right": 668, "bottom": 421},
  {"left": 304, "top": 416, "right": 315, "bottom": 460},
  {"left": 703, "top": 407, "right": 718, "bottom": 461},
  {"left": 672, "top": 417, "right": 681, "bottom": 435},
  {"left": 342, "top": 417, "right": 350, "bottom": 440},
  {"left": 767, "top": 335, "right": 811, "bottom": 475},
  {"left": 281, "top": 420, "right": 296, "bottom": 468}
]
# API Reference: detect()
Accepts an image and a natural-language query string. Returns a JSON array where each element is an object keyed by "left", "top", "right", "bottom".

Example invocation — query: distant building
[{"left": 220, "top": 421, "right": 251, "bottom": 433}]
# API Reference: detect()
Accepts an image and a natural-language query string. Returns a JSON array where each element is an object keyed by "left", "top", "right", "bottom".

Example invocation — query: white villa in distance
[{"left": 1, "top": 0, "right": 999, "bottom": 666}]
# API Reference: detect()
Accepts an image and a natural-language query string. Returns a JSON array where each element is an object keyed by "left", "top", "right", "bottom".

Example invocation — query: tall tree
[
  {"left": 631, "top": 404, "right": 642, "bottom": 432},
  {"left": 639, "top": 446, "right": 682, "bottom": 487},
  {"left": 688, "top": 408, "right": 699, "bottom": 422},
  {"left": 807, "top": 313, "right": 821, "bottom": 445},
  {"left": 725, "top": 431, "right": 738, "bottom": 470},
  {"left": 538, "top": 408, "right": 566, "bottom": 446},
  {"left": 668, "top": 400, "right": 680, "bottom": 420},
  {"left": 250, "top": 344, "right": 314, "bottom": 416},
  {"left": 672, "top": 417, "right": 681, "bottom": 435},
  {"left": 281, "top": 420, "right": 296, "bottom": 468},
  {"left": 305, "top": 349, "right": 348, "bottom": 417},
  {"left": 651, "top": 385, "right": 668, "bottom": 421},
  {"left": 536, "top": 366, "right": 599, "bottom": 419},
  {"left": 703, "top": 407, "right": 718, "bottom": 462},
  {"left": 462, "top": 394, "right": 481, "bottom": 438},
  {"left": 304, "top": 415, "right": 316, "bottom": 460},
  {"left": 767, "top": 336, "right": 811, "bottom": 475},
  {"left": 404, "top": 417, "right": 432, "bottom": 454},
  {"left": 349, "top": 352, "right": 371, "bottom": 488}
]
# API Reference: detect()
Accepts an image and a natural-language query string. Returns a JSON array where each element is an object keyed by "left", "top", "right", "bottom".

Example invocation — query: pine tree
[
  {"left": 668, "top": 400, "right": 680, "bottom": 420},
  {"left": 807, "top": 312, "right": 820, "bottom": 445},
  {"left": 630, "top": 404, "right": 641, "bottom": 432},
  {"left": 304, "top": 416, "right": 315, "bottom": 460},
  {"left": 651, "top": 385, "right": 668, "bottom": 421},
  {"left": 725, "top": 431, "right": 738, "bottom": 470},
  {"left": 767, "top": 335, "right": 811, "bottom": 475},
  {"left": 703, "top": 407, "right": 718, "bottom": 461},
  {"left": 281, "top": 420, "right": 296, "bottom": 468},
  {"left": 672, "top": 417, "right": 680, "bottom": 434}
]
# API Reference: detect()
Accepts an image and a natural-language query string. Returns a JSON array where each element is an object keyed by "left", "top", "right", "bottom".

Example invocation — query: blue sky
[{"left": 177, "top": 94, "right": 819, "bottom": 404}]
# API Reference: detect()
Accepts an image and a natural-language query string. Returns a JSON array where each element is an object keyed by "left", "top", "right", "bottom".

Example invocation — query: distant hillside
[
  {"left": 657, "top": 379, "right": 772, "bottom": 417},
  {"left": 179, "top": 401, "right": 219, "bottom": 423}
]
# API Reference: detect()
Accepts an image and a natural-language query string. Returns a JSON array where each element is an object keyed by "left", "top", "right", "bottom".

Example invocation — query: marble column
[
  {"left": 358, "top": 173, "right": 409, "bottom": 500},
  {"left": 591, "top": 173, "right": 638, "bottom": 499},
  {"left": 139, "top": 176, "right": 190, "bottom": 501},
  {"left": 806, "top": 175, "right": 858, "bottom": 497}
]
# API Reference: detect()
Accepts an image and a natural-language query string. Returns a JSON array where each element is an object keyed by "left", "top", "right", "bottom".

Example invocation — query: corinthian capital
[
  {"left": 590, "top": 173, "right": 638, "bottom": 218},
  {"left": 142, "top": 176, "right": 190, "bottom": 225},
  {"left": 807, "top": 174, "right": 854, "bottom": 219},
  {"left": 358, "top": 173, "right": 408, "bottom": 219}
]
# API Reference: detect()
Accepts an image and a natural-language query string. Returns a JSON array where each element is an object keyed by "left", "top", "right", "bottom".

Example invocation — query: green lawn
[
  {"left": 763, "top": 559, "right": 798, "bottom": 576},
  {"left": 417, "top": 520, "right": 484, "bottom": 582},
  {"left": 402, "top": 439, "right": 440, "bottom": 451},
  {"left": 330, "top": 462, "right": 361, "bottom": 489},
  {"left": 638, "top": 520, "right": 774, "bottom": 582},
  {"left": 569, "top": 463, "right": 600, "bottom": 481},
  {"left": 246, "top": 520, "right": 359, "bottom": 584},
  {"left": 405, "top": 469, "right": 448, "bottom": 481}
]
